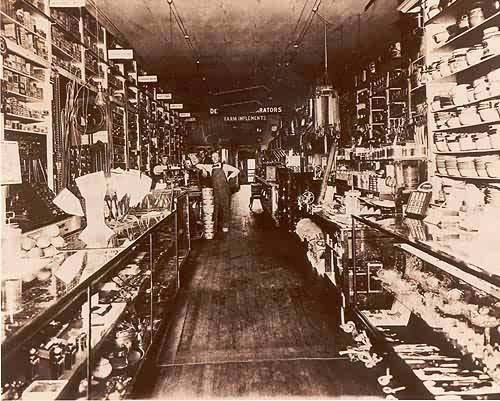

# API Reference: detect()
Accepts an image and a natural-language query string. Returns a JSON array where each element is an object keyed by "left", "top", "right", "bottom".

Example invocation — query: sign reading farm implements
[{"left": 223, "top": 115, "right": 267, "bottom": 122}]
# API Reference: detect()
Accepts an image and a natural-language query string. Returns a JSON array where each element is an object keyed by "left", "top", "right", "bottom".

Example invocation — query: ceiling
[{"left": 99, "top": 0, "right": 404, "bottom": 109}]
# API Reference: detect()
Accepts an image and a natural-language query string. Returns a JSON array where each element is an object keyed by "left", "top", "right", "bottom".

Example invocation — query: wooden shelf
[
  {"left": 436, "top": 11, "right": 500, "bottom": 50},
  {"left": 5, "top": 113, "right": 46, "bottom": 123},
  {"left": 435, "top": 148, "right": 500, "bottom": 155},
  {"left": 410, "top": 83, "right": 426, "bottom": 93},
  {"left": 359, "top": 156, "right": 427, "bottom": 162},
  {"left": 426, "top": 0, "right": 467, "bottom": 24},
  {"left": 5, "top": 39, "right": 50, "bottom": 67},
  {"left": 52, "top": 21, "right": 87, "bottom": 47},
  {"left": 434, "top": 118, "right": 500, "bottom": 132},
  {"left": 5, "top": 90, "right": 43, "bottom": 103},
  {"left": 1, "top": 11, "right": 48, "bottom": 41},
  {"left": 4, "top": 127, "right": 47, "bottom": 135},
  {"left": 431, "top": 53, "right": 500, "bottom": 82},
  {"left": 433, "top": 93, "right": 500, "bottom": 113},
  {"left": 52, "top": 43, "right": 81, "bottom": 61},
  {"left": 412, "top": 55, "right": 424, "bottom": 64},
  {"left": 3, "top": 65, "right": 44, "bottom": 82},
  {"left": 435, "top": 173, "right": 500, "bottom": 182},
  {"left": 55, "top": 66, "right": 84, "bottom": 85}
]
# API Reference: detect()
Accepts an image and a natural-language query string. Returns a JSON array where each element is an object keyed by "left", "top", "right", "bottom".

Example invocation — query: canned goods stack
[{"left": 201, "top": 188, "right": 215, "bottom": 239}]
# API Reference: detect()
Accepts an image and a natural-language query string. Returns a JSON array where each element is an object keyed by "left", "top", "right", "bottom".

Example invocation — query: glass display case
[
  {"left": 1, "top": 193, "right": 189, "bottom": 400},
  {"left": 350, "top": 214, "right": 500, "bottom": 399}
]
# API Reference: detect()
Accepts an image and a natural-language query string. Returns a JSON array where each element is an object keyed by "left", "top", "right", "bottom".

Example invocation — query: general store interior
[{"left": 1, "top": 0, "right": 500, "bottom": 399}]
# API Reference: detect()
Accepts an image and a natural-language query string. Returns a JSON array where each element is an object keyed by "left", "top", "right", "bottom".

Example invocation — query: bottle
[{"left": 395, "top": 187, "right": 405, "bottom": 215}]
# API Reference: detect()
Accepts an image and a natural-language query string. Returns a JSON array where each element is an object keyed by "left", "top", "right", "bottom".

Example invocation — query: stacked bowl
[{"left": 201, "top": 188, "right": 215, "bottom": 239}]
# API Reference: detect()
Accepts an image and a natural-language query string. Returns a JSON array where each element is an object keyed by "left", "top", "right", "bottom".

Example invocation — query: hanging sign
[
  {"left": 107, "top": 49, "right": 134, "bottom": 60},
  {"left": 156, "top": 93, "right": 172, "bottom": 100},
  {"left": 223, "top": 115, "right": 267, "bottom": 122},
  {"left": 138, "top": 75, "right": 158, "bottom": 83},
  {"left": 170, "top": 103, "right": 183, "bottom": 110},
  {"left": 185, "top": 117, "right": 197, "bottom": 122},
  {"left": 179, "top": 112, "right": 191, "bottom": 118}
]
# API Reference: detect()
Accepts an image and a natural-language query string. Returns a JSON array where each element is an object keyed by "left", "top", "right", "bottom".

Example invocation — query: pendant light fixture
[
  {"left": 95, "top": 82, "right": 106, "bottom": 106},
  {"left": 94, "top": 0, "right": 106, "bottom": 106}
]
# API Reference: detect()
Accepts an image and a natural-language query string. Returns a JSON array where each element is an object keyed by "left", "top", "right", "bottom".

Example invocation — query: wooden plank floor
[{"left": 146, "top": 186, "right": 383, "bottom": 399}]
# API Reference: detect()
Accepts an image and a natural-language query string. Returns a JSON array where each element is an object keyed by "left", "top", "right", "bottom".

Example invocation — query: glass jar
[
  {"left": 457, "top": 14, "right": 470, "bottom": 30},
  {"left": 458, "top": 106, "right": 481, "bottom": 125},
  {"left": 474, "top": 156, "right": 489, "bottom": 177},
  {"left": 451, "top": 84, "right": 470, "bottom": 105},
  {"left": 469, "top": 7, "right": 485, "bottom": 27},
  {"left": 473, "top": 76, "right": 489, "bottom": 99},
  {"left": 475, "top": 131, "right": 492, "bottom": 149},
  {"left": 459, "top": 134, "right": 476, "bottom": 150},
  {"left": 437, "top": 56, "right": 452, "bottom": 77},
  {"left": 483, "top": 31, "right": 500, "bottom": 55},
  {"left": 446, "top": 134, "right": 461, "bottom": 152},
  {"left": 435, "top": 135, "right": 449, "bottom": 151},
  {"left": 466, "top": 44, "right": 484, "bottom": 66},
  {"left": 488, "top": 127, "right": 500, "bottom": 148},
  {"left": 477, "top": 101, "right": 498, "bottom": 121},
  {"left": 467, "top": 86, "right": 476, "bottom": 103},
  {"left": 451, "top": 48, "right": 468, "bottom": 72}
]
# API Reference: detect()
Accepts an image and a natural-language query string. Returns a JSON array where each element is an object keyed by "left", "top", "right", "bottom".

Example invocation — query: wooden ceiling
[{"left": 99, "top": 0, "right": 403, "bottom": 107}]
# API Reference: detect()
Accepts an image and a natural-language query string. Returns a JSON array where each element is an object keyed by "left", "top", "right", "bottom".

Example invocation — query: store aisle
[{"left": 147, "top": 186, "right": 381, "bottom": 399}]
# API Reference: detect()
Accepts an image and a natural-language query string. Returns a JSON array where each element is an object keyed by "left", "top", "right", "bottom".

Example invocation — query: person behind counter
[
  {"left": 183, "top": 158, "right": 201, "bottom": 188},
  {"left": 152, "top": 154, "right": 169, "bottom": 188},
  {"left": 196, "top": 150, "right": 240, "bottom": 233}
]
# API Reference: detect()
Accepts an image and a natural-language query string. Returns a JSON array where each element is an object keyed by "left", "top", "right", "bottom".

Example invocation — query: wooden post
[{"left": 318, "top": 134, "right": 337, "bottom": 204}]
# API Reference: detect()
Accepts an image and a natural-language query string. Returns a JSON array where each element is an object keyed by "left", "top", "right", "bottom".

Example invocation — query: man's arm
[
  {"left": 195, "top": 163, "right": 212, "bottom": 177},
  {"left": 224, "top": 164, "right": 240, "bottom": 180}
]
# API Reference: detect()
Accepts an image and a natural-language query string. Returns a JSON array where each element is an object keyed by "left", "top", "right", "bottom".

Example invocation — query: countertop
[
  {"left": 1, "top": 197, "right": 182, "bottom": 355},
  {"left": 353, "top": 214, "right": 500, "bottom": 288},
  {"left": 254, "top": 176, "right": 278, "bottom": 187}
]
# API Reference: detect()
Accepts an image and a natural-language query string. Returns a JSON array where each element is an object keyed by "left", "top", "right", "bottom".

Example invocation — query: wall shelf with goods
[
  {"left": 1, "top": 0, "right": 55, "bottom": 196},
  {"left": 418, "top": 0, "right": 500, "bottom": 195},
  {"left": 1, "top": 0, "right": 185, "bottom": 235},
  {"left": 346, "top": 54, "right": 428, "bottom": 198}
]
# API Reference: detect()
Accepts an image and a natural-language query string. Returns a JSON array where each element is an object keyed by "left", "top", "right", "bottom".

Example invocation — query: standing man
[{"left": 196, "top": 150, "right": 239, "bottom": 233}]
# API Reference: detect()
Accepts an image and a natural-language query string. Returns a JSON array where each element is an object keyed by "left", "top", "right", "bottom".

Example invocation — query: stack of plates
[
  {"left": 457, "top": 156, "right": 477, "bottom": 177},
  {"left": 444, "top": 156, "right": 459, "bottom": 176},
  {"left": 201, "top": 188, "right": 215, "bottom": 239},
  {"left": 486, "top": 185, "right": 500, "bottom": 207},
  {"left": 436, "top": 155, "right": 447, "bottom": 175},
  {"left": 475, "top": 157, "right": 488, "bottom": 177}
]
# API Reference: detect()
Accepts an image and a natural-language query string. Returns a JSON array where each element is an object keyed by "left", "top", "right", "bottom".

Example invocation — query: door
[{"left": 247, "top": 159, "right": 256, "bottom": 183}]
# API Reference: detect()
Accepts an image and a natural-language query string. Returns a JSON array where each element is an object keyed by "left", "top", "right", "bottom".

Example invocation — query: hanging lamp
[{"left": 94, "top": 0, "right": 106, "bottom": 106}]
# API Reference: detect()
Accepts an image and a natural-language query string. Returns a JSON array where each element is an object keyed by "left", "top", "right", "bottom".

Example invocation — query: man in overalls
[{"left": 196, "top": 150, "right": 239, "bottom": 233}]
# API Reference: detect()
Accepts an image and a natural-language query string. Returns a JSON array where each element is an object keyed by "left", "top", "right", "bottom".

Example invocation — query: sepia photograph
[{"left": 1, "top": 0, "right": 500, "bottom": 399}]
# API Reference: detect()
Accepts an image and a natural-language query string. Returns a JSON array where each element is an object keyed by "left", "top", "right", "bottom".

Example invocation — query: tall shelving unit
[
  {"left": 1, "top": 0, "right": 54, "bottom": 188},
  {"left": 420, "top": 0, "right": 500, "bottom": 186}
]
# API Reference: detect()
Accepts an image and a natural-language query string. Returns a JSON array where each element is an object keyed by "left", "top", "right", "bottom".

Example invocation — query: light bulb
[{"left": 95, "top": 84, "right": 106, "bottom": 106}]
